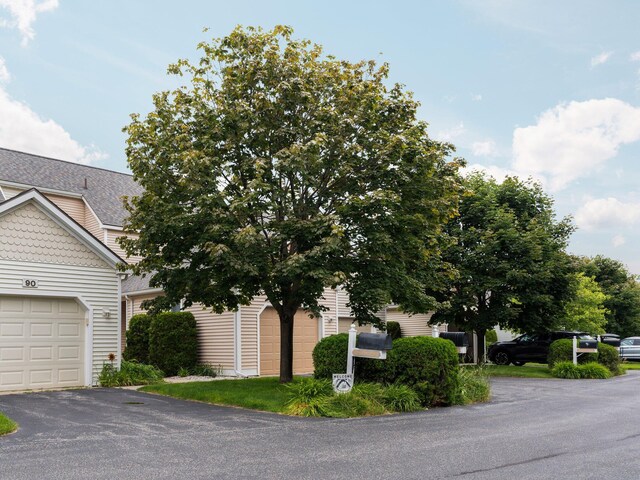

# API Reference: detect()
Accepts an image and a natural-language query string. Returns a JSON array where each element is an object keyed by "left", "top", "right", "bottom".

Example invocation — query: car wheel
[
  {"left": 493, "top": 351, "right": 511, "bottom": 365},
  {"left": 512, "top": 361, "right": 526, "bottom": 366}
]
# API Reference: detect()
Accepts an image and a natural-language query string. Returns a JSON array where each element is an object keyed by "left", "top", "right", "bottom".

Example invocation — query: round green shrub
[
  {"left": 312, "top": 333, "right": 349, "bottom": 379},
  {"left": 386, "top": 321, "right": 402, "bottom": 340},
  {"left": 595, "top": 343, "right": 621, "bottom": 375},
  {"left": 547, "top": 339, "right": 597, "bottom": 369},
  {"left": 149, "top": 312, "right": 198, "bottom": 376},
  {"left": 381, "top": 336, "right": 460, "bottom": 407},
  {"left": 579, "top": 362, "right": 611, "bottom": 379},
  {"left": 123, "top": 314, "right": 152, "bottom": 363},
  {"left": 485, "top": 330, "right": 498, "bottom": 345},
  {"left": 551, "top": 361, "right": 582, "bottom": 379}
]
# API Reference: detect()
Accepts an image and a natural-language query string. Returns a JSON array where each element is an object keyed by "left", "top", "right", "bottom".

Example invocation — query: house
[{"left": 0, "top": 148, "right": 444, "bottom": 389}]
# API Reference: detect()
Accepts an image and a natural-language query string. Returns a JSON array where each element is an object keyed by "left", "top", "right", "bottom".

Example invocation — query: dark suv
[{"left": 487, "top": 331, "right": 592, "bottom": 366}]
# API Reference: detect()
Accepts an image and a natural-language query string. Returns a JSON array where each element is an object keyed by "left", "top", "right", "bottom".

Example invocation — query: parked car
[
  {"left": 487, "top": 331, "right": 593, "bottom": 366},
  {"left": 619, "top": 337, "right": 640, "bottom": 361},
  {"left": 599, "top": 333, "right": 620, "bottom": 348}
]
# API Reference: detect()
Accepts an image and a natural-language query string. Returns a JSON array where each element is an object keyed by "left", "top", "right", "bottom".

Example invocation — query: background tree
[
  {"left": 430, "top": 173, "right": 575, "bottom": 361},
  {"left": 580, "top": 255, "right": 640, "bottom": 338},
  {"left": 121, "top": 26, "right": 462, "bottom": 382},
  {"left": 559, "top": 273, "right": 608, "bottom": 334}
]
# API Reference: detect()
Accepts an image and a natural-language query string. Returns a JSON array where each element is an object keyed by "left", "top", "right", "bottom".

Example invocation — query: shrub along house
[{"left": 0, "top": 148, "right": 445, "bottom": 388}]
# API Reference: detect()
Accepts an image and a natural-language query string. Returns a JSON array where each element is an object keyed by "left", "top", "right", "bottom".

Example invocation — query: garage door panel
[
  {"left": 31, "top": 323, "right": 53, "bottom": 336},
  {"left": 0, "top": 297, "right": 85, "bottom": 391},
  {"left": 1, "top": 323, "right": 24, "bottom": 336},
  {"left": 30, "top": 346, "right": 52, "bottom": 360},
  {"left": 0, "top": 346, "right": 24, "bottom": 361}
]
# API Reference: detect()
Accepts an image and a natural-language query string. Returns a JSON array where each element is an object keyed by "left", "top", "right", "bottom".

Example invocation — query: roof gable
[{"left": 0, "top": 189, "right": 125, "bottom": 269}]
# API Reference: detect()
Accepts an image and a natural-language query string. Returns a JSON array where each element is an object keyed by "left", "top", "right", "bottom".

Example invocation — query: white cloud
[
  {"left": 0, "top": 61, "right": 105, "bottom": 164},
  {"left": 471, "top": 93, "right": 482, "bottom": 101},
  {"left": 630, "top": 51, "right": 640, "bottom": 62},
  {"left": 471, "top": 139, "right": 497, "bottom": 157},
  {"left": 0, "top": 56, "right": 9, "bottom": 83},
  {"left": 575, "top": 197, "right": 640, "bottom": 231},
  {"left": 0, "top": 0, "right": 58, "bottom": 46},
  {"left": 435, "top": 122, "right": 465, "bottom": 142},
  {"left": 590, "top": 51, "right": 613, "bottom": 67},
  {"left": 612, "top": 235, "right": 626, "bottom": 247},
  {"left": 512, "top": 98, "right": 640, "bottom": 190}
]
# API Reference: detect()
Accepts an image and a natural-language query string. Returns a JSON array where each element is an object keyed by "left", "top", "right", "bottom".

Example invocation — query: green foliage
[
  {"left": 312, "top": 333, "right": 349, "bottom": 379},
  {"left": 177, "top": 367, "right": 190, "bottom": 377},
  {"left": 149, "top": 312, "right": 198, "bottom": 376},
  {"left": 431, "top": 173, "right": 575, "bottom": 362},
  {"left": 284, "top": 378, "right": 420, "bottom": 417},
  {"left": 380, "top": 384, "right": 421, "bottom": 412},
  {"left": 455, "top": 367, "right": 491, "bottom": 404},
  {"left": 595, "top": 342, "right": 621, "bottom": 375},
  {"left": 385, "top": 321, "right": 402, "bottom": 340},
  {"left": 547, "top": 339, "right": 619, "bottom": 375},
  {"left": 99, "top": 361, "right": 165, "bottom": 387},
  {"left": 579, "top": 255, "right": 640, "bottom": 338},
  {"left": 551, "top": 361, "right": 582, "bottom": 379},
  {"left": 379, "top": 337, "right": 460, "bottom": 407},
  {"left": 121, "top": 25, "right": 462, "bottom": 382},
  {"left": 123, "top": 314, "right": 152, "bottom": 363},
  {"left": 485, "top": 330, "right": 498, "bottom": 344},
  {"left": 190, "top": 364, "right": 218, "bottom": 377},
  {"left": 579, "top": 362, "right": 612, "bottom": 379},
  {"left": 0, "top": 412, "right": 17, "bottom": 436},
  {"left": 561, "top": 273, "right": 608, "bottom": 335},
  {"left": 547, "top": 339, "right": 597, "bottom": 369}
]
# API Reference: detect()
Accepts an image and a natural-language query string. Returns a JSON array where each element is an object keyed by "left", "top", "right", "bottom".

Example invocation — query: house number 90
[{"left": 22, "top": 279, "right": 39, "bottom": 288}]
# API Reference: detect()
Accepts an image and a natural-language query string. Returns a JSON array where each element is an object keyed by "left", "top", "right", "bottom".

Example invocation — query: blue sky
[{"left": 1, "top": 0, "right": 639, "bottom": 273}]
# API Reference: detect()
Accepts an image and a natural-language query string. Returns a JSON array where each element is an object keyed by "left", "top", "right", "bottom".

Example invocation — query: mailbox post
[{"left": 345, "top": 324, "right": 392, "bottom": 376}]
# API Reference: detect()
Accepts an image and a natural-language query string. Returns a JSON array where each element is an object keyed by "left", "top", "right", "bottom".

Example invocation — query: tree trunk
[
  {"left": 279, "top": 310, "right": 295, "bottom": 383},
  {"left": 476, "top": 328, "right": 486, "bottom": 365}
]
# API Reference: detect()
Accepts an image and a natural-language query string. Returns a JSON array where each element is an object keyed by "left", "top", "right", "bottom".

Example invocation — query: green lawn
[
  {"left": 140, "top": 377, "right": 292, "bottom": 413},
  {"left": 622, "top": 361, "right": 640, "bottom": 370},
  {"left": 0, "top": 412, "right": 17, "bottom": 436},
  {"left": 469, "top": 363, "right": 554, "bottom": 379}
]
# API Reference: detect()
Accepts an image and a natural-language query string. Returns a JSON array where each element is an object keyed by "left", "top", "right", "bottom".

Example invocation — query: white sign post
[
  {"left": 346, "top": 323, "right": 357, "bottom": 375},
  {"left": 572, "top": 336, "right": 578, "bottom": 366}
]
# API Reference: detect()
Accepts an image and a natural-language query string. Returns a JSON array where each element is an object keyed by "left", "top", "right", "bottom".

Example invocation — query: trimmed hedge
[
  {"left": 312, "top": 334, "right": 460, "bottom": 407},
  {"left": 386, "top": 321, "right": 402, "bottom": 340},
  {"left": 149, "top": 312, "right": 198, "bottom": 376},
  {"left": 551, "top": 361, "right": 612, "bottom": 379},
  {"left": 123, "top": 314, "right": 152, "bottom": 363},
  {"left": 548, "top": 339, "right": 621, "bottom": 375},
  {"left": 485, "top": 330, "right": 498, "bottom": 345}
]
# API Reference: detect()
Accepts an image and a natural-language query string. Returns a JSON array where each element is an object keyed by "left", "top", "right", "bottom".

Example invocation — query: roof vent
[{"left": 84, "top": 178, "right": 88, "bottom": 189}]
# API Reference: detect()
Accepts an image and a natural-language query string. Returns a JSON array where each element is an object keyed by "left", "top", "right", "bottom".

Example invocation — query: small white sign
[
  {"left": 22, "top": 278, "right": 38, "bottom": 288},
  {"left": 332, "top": 373, "right": 354, "bottom": 394}
]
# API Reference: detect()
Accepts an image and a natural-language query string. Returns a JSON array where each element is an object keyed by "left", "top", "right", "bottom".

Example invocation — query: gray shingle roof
[
  {"left": 122, "top": 274, "right": 154, "bottom": 293},
  {"left": 0, "top": 147, "right": 143, "bottom": 227}
]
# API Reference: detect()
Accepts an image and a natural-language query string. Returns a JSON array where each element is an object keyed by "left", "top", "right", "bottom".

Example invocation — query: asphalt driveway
[{"left": 1, "top": 373, "right": 640, "bottom": 480}]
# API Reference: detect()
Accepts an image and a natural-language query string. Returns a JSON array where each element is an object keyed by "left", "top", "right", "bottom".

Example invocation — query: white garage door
[{"left": 0, "top": 296, "right": 85, "bottom": 391}]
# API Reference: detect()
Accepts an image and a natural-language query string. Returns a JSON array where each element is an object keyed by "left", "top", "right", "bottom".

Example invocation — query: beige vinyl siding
[
  {"left": 241, "top": 294, "right": 268, "bottom": 374},
  {"left": 105, "top": 229, "right": 141, "bottom": 263},
  {"left": 84, "top": 203, "right": 103, "bottom": 239},
  {"left": 126, "top": 293, "right": 159, "bottom": 321},
  {"left": 183, "top": 304, "right": 235, "bottom": 371},
  {"left": 385, "top": 308, "right": 447, "bottom": 337},
  {"left": 336, "top": 286, "right": 352, "bottom": 318},
  {"left": 0, "top": 186, "right": 22, "bottom": 199}
]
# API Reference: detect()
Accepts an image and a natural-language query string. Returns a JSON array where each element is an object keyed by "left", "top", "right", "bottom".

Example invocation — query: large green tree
[
  {"left": 120, "top": 26, "right": 461, "bottom": 382},
  {"left": 580, "top": 255, "right": 640, "bottom": 338},
  {"left": 430, "top": 173, "right": 575, "bottom": 361},
  {"left": 559, "top": 273, "right": 608, "bottom": 335}
]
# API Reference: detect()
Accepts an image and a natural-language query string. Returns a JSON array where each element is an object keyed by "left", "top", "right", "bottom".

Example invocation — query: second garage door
[
  {"left": 260, "top": 308, "right": 319, "bottom": 376},
  {"left": 0, "top": 296, "right": 85, "bottom": 392}
]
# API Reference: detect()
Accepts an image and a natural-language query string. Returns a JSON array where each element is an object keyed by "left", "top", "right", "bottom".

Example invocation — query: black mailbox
[
  {"left": 579, "top": 338, "right": 598, "bottom": 349},
  {"left": 439, "top": 332, "right": 469, "bottom": 348},
  {"left": 356, "top": 333, "right": 393, "bottom": 351}
]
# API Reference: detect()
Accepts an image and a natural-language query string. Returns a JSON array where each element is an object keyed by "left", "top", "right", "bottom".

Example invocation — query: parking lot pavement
[{"left": 1, "top": 373, "right": 640, "bottom": 480}]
